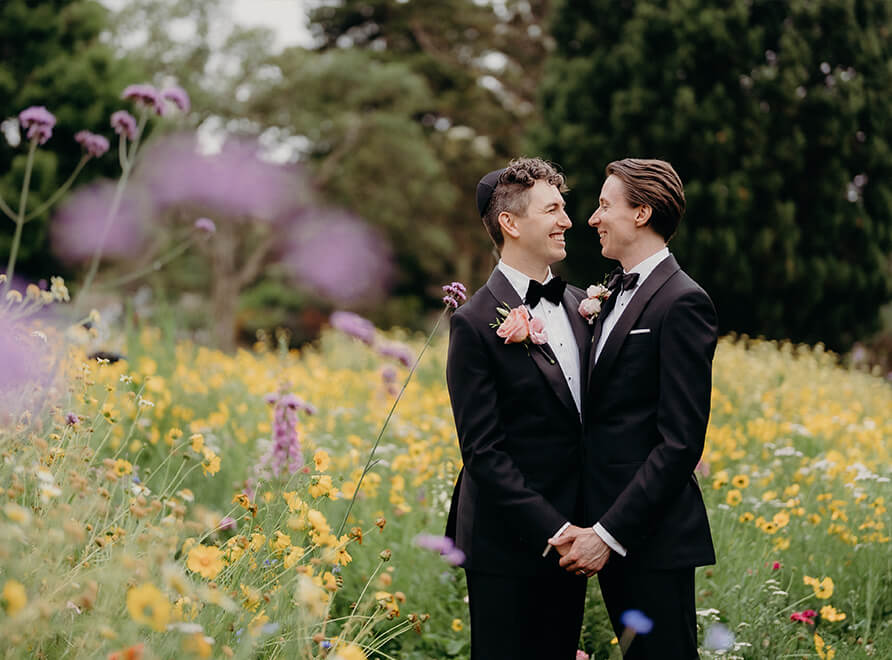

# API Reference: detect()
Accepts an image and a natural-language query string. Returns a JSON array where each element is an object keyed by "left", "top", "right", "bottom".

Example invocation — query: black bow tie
[
  {"left": 606, "top": 267, "right": 639, "bottom": 292},
  {"left": 525, "top": 276, "right": 566, "bottom": 307}
]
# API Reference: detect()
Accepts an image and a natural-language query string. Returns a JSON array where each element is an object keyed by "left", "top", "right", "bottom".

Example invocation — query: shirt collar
[
  {"left": 626, "top": 246, "right": 670, "bottom": 287},
  {"left": 497, "top": 260, "right": 554, "bottom": 301}
]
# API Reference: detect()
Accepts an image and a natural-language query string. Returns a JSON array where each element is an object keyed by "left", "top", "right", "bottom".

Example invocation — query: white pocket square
[{"left": 629, "top": 328, "right": 651, "bottom": 335}]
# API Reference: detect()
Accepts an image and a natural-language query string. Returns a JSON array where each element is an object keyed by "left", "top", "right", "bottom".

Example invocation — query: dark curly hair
[{"left": 482, "top": 157, "right": 567, "bottom": 248}]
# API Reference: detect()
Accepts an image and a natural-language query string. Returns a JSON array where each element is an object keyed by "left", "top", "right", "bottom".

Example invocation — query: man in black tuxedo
[
  {"left": 445, "top": 157, "right": 591, "bottom": 659},
  {"left": 550, "top": 159, "right": 718, "bottom": 658}
]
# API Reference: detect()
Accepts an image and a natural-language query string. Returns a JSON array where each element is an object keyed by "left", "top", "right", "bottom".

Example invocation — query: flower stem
[
  {"left": 0, "top": 192, "right": 16, "bottom": 222},
  {"left": 336, "top": 307, "right": 448, "bottom": 537},
  {"left": 24, "top": 154, "right": 90, "bottom": 222},
  {"left": 75, "top": 111, "right": 148, "bottom": 306},
  {"left": 3, "top": 139, "right": 38, "bottom": 293},
  {"left": 94, "top": 231, "right": 199, "bottom": 289}
]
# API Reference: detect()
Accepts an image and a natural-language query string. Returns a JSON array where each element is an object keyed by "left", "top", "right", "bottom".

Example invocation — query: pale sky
[{"left": 101, "top": 0, "right": 313, "bottom": 52}]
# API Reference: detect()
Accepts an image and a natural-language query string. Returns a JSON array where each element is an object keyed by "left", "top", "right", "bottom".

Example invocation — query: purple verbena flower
[
  {"left": 193, "top": 217, "right": 216, "bottom": 234},
  {"left": 380, "top": 366, "right": 398, "bottom": 383},
  {"left": 377, "top": 342, "right": 414, "bottom": 367},
  {"left": 280, "top": 208, "right": 393, "bottom": 305},
  {"left": 218, "top": 516, "right": 237, "bottom": 531},
  {"left": 74, "top": 130, "right": 110, "bottom": 158},
  {"left": 414, "top": 533, "right": 465, "bottom": 566},
  {"left": 50, "top": 180, "right": 152, "bottom": 264},
  {"left": 442, "top": 281, "right": 467, "bottom": 305},
  {"left": 110, "top": 110, "right": 138, "bottom": 140},
  {"left": 161, "top": 86, "right": 190, "bottom": 113},
  {"left": 253, "top": 389, "right": 314, "bottom": 480},
  {"left": 330, "top": 311, "right": 376, "bottom": 346},
  {"left": 122, "top": 83, "right": 165, "bottom": 116},
  {"left": 18, "top": 106, "right": 56, "bottom": 145},
  {"left": 65, "top": 412, "right": 80, "bottom": 425}
]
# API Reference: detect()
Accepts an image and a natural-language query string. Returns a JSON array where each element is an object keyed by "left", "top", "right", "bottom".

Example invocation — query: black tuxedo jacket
[
  {"left": 583, "top": 255, "right": 718, "bottom": 570},
  {"left": 445, "top": 268, "right": 590, "bottom": 575}
]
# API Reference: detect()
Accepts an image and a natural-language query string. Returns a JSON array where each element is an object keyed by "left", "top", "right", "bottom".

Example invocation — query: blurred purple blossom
[
  {"left": 378, "top": 342, "right": 414, "bottom": 367},
  {"left": 74, "top": 130, "right": 109, "bottom": 158},
  {"left": 330, "top": 311, "right": 376, "bottom": 345},
  {"left": 65, "top": 412, "right": 80, "bottom": 425},
  {"left": 50, "top": 180, "right": 153, "bottom": 264},
  {"left": 135, "top": 133, "right": 303, "bottom": 222},
  {"left": 18, "top": 106, "right": 56, "bottom": 145},
  {"left": 0, "top": 315, "right": 56, "bottom": 418},
  {"left": 110, "top": 110, "right": 137, "bottom": 140},
  {"left": 280, "top": 209, "right": 392, "bottom": 304},
  {"left": 414, "top": 533, "right": 465, "bottom": 566},
  {"left": 380, "top": 366, "right": 397, "bottom": 384},
  {"left": 193, "top": 217, "right": 216, "bottom": 234},
  {"left": 254, "top": 390, "right": 315, "bottom": 480},
  {"left": 704, "top": 623, "right": 735, "bottom": 651},
  {"left": 161, "top": 86, "right": 190, "bottom": 113},
  {"left": 218, "top": 516, "right": 237, "bottom": 531},
  {"left": 122, "top": 83, "right": 165, "bottom": 116},
  {"left": 620, "top": 610, "right": 653, "bottom": 635}
]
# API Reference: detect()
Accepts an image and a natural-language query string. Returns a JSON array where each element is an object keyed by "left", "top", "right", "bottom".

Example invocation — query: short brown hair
[
  {"left": 605, "top": 159, "right": 685, "bottom": 241},
  {"left": 482, "top": 157, "right": 567, "bottom": 248}
]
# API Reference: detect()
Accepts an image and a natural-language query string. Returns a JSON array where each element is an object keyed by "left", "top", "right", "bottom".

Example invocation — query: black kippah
[{"left": 476, "top": 168, "right": 506, "bottom": 217}]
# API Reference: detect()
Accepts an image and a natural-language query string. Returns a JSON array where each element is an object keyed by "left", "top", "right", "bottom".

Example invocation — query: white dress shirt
[{"left": 497, "top": 261, "right": 582, "bottom": 413}]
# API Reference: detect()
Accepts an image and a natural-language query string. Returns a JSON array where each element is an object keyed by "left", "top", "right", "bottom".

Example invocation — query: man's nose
[
  {"left": 588, "top": 210, "right": 599, "bottom": 227},
  {"left": 558, "top": 209, "right": 572, "bottom": 227}
]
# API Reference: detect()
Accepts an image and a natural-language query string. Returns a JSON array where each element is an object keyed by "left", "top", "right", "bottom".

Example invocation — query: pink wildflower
[
  {"left": 161, "top": 86, "right": 190, "bottom": 113},
  {"left": 74, "top": 130, "right": 110, "bottom": 158},
  {"left": 110, "top": 110, "right": 138, "bottom": 140},
  {"left": 18, "top": 106, "right": 56, "bottom": 144},
  {"left": 121, "top": 84, "right": 165, "bottom": 115}
]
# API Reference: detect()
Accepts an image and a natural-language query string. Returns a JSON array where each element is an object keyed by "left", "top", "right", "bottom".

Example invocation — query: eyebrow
[{"left": 543, "top": 199, "right": 565, "bottom": 211}]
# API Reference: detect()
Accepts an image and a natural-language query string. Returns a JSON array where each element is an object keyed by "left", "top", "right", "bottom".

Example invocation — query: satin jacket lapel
[
  {"left": 588, "top": 255, "right": 681, "bottom": 394},
  {"left": 485, "top": 269, "right": 578, "bottom": 419}
]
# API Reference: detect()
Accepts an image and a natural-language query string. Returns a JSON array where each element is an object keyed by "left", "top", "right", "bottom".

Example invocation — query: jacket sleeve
[
  {"left": 446, "top": 310, "right": 567, "bottom": 542},
  {"left": 598, "top": 290, "right": 718, "bottom": 549}
]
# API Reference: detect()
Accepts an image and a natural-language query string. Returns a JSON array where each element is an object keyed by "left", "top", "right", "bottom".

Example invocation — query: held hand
[
  {"left": 557, "top": 527, "right": 611, "bottom": 577},
  {"left": 547, "top": 524, "right": 586, "bottom": 557}
]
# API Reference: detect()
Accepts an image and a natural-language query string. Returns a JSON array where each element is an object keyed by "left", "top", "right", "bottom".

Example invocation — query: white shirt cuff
[
  {"left": 542, "top": 521, "right": 571, "bottom": 557},
  {"left": 594, "top": 522, "right": 627, "bottom": 557}
]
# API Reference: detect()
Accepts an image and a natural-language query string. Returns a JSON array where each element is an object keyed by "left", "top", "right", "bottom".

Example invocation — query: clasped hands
[{"left": 547, "top": 525, "right": 611, "bottom": 578}]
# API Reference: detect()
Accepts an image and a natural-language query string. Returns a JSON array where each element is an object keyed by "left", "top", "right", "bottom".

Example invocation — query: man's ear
[
  {"left": 635, "top": 204, "right": 653, "bottom": 227},
  {"left": 498, "top": 211, "right": 520, "bottom": 239}
]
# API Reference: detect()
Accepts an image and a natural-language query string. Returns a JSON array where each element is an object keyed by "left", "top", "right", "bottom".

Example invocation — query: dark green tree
[
  {"left": 0, "top": 0, "right": 141, "bottom": 280},
  {"left": 534, "top": 0, "right": 892, "bottom": 350}
]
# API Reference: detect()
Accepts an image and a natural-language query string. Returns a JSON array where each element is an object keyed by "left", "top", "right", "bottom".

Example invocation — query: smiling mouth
[{"left": 550, "top": 232, "right": 565, "bottom": 243}]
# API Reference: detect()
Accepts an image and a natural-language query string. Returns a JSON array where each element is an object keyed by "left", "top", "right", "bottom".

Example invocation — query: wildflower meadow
[{"left": 1, "top": 304, "right": 890, "bottom": 658}]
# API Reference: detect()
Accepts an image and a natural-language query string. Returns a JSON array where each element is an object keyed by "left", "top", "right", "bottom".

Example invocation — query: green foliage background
[{"left": 0, "top": 0, "right": 141, "bottom": 278}]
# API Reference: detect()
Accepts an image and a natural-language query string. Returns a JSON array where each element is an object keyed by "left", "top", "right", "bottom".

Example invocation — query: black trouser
[
  {"left": 465, "top": 568, "right": 587, "bottom": 660},
  {"left": 598, "top": 562, "right": 698, "bottom": 659}
]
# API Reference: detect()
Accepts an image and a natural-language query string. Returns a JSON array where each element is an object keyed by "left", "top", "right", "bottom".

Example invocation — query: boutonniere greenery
[
  {"left": 578, "top": 284, "right": 611, "bottom": 324},
  {"left": 490, "top": 304, "right": 555, "bottom": 364}
]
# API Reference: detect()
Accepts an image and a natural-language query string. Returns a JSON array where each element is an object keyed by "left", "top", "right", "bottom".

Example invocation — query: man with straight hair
[
  {"left": 551, "top": 158, "right": 718, "bottom": 658},
  {"left": 445, "top": 157, "right": 590, "bottom": 658}
]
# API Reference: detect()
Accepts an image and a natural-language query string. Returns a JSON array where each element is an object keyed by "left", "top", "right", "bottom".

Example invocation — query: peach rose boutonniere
[
  {"left": 490, "top": 304, "right": 554, "bottom": 362},
  {"left": 578, "top": 284, "right": 611, "bottom": 324}
]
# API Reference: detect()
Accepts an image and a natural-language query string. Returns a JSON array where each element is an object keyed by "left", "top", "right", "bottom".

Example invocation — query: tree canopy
[{"left": 534, "top": 0, "right": 892, "bottom": 350}]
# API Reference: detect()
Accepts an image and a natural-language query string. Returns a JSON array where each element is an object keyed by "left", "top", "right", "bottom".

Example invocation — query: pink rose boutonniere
[
  {"left": 578, "top": 284, "right": 611, "bottom": 324},
  {"left": 491, "top": 304, "right": 553, "bottom": 361}
]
